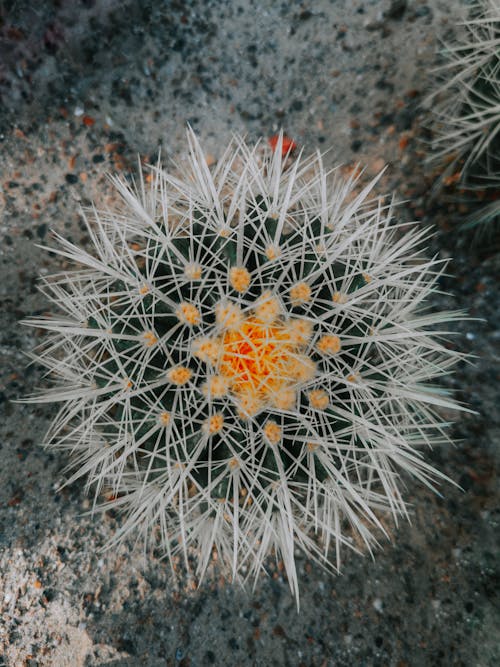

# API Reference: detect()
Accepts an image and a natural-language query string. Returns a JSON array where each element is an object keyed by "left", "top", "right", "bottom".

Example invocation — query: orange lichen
[
  {"left": 229, "top": 266, "right": 251, "bottom": 293},
  {"left": 167, "top": 366, "right": 192, "bottom": 385}
]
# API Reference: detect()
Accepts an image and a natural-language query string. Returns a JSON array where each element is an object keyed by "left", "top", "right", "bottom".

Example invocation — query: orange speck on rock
[
  {"left": 443, "top": 172, "right": 462, "bottom": 187},
  {"left": 82, "top": 115, "right": 95, "bottom": 127},
  {"left": 399, "top": 135, "right": 409, "bottom": 150},
  {"left": 268, "top": 134, "right": 297, "bottom": 156}
]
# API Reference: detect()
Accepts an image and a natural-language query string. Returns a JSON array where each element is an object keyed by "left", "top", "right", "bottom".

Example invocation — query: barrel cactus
[
  {"left": 24, "top": 131, "right": 465, "bottom": 600},
  {"left": 428, "top": 0, "right": 499, "bottom": 179},
  {"left": 427, "top": 0, "right": 499, "bottom": 236}
]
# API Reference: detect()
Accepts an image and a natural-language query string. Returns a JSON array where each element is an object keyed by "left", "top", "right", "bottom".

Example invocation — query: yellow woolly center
[{"left": 211, "top": 297, "right": 315, "bottom": 417}]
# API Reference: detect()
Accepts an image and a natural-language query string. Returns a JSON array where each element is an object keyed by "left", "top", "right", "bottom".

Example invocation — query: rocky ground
[{"left": 0, "top": 1, "right": 498, "bottom": 665}]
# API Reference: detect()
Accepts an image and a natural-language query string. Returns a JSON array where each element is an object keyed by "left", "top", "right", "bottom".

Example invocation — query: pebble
[{"left": 385, "top": 0, "right": 408, "bottom": 19}]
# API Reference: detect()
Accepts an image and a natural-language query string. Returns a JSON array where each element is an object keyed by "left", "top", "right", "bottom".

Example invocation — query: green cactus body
[{"left": 23, "top": 131, "right": 466, "bottom": 601}]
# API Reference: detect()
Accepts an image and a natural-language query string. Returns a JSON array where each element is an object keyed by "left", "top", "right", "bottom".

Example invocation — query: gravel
[{"left": 1, "top": 1, "right": 498, "bottom": 665}]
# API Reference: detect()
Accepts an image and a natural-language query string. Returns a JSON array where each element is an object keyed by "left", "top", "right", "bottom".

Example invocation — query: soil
[{"left": 0, "top": 1, "right": 498, "bottom": 666}]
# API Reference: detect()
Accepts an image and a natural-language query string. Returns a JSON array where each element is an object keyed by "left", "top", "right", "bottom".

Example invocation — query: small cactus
[
  {"left": 23, "top": 131, "right": 466, "bottom": 601},
  {"left": 427, "top": 0, "right": 500, "bottom": 181},
  {"left": 426, "top": 0, "right": 499, "bottom": 239}
]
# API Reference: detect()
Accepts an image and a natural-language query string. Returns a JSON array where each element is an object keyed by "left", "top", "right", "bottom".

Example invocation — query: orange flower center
[{"left": 218, "top": 315, "right": 313, "bottom": 417}]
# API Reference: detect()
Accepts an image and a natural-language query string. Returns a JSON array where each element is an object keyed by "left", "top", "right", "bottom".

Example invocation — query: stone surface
[{"left": 1, "top": 1, "right": 498, "bottom": 665}]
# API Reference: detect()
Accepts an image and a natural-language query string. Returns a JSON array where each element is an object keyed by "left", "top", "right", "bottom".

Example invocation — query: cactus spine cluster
[
  {"left": 427, "top": 0, "right": 500, "bottom": 235},
  {"left": 24, "top": 131, "right": 465, "bottom": 600}
]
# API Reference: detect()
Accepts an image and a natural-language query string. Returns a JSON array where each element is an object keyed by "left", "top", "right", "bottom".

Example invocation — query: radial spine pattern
[
  {"left": 427, "top": 0, "right": 500, "bottom": 181},
  {"left": 24, "top": 131, "right": 465, "bottom": 600}
]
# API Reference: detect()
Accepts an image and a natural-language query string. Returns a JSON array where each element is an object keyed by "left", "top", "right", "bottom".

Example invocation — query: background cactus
[
  {"left": 427, "top": 0, "right": 500, "bottom": 237},
  {"left": 23, "top": 131, "right": 465, "bottom": 601}
]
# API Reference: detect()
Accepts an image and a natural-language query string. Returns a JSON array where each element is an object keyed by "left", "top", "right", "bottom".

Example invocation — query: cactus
[
  {"left": 23, "top": 131, "right": 466, "bottom": 601},
  {"left": 426, "top": 0, "right": 499, "bottom": 237},
  {"left": 428, "top": 0, "right": 499, "bottom": 178}
]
